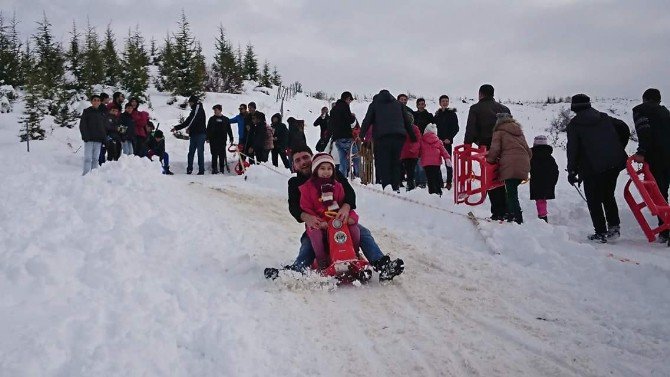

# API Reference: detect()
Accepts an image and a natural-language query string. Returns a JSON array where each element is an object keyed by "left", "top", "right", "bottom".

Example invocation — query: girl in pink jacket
[
  {"left": 420, "top": 123, "right": 452, "bottom": 196},
  {"left": 299, "top": 153, "right": 360, "bottom": 269}
]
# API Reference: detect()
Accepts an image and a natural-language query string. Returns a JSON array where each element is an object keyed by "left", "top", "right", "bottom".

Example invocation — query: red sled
[
  {"left": 311, "top": 214, "right": 373, "bottom": 284},
  {"left": 228, "top": 144, "right": 250, "bottom": 175},
  {"left": 624, "top": 156, "right": 670, "bottom": 242},
  {"left": 453, "top": 144, "right": 504, "bottom": 206}
]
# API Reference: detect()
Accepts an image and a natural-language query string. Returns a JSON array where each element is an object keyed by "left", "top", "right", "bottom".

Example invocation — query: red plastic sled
[
  {"left": 624, "top": 156, "right": 670, "bottom": 242},
  {"left": 311, "top": 214, "right": 372, "bottom": 284},
  {"left": 229, "top": 144, "right": 250, "bottom": 175},
  {"left": 453, "top": 144, "right": 504, "bottom": 206}
]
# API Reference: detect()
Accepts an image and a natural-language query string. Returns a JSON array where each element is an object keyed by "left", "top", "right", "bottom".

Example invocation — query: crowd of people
[{"left": 79, "top": 85, "right": 670, "bottom": 246}]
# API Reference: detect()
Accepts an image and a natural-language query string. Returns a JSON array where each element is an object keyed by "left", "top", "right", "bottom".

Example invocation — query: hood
[
  {"left": 271, "top": 113, "right": 282, "bottom": 123},
  {"left": 531, "top": 144, "right": 553, "bottom": 156},
  {"left": 422, "top": 131, "right": 441, "bottom": 145},
  {"left": 373, "top": 89, "right": 395, "bottom": 104},
  {"left": 494, "top": 119, "right": 524, "bottom": 137}
]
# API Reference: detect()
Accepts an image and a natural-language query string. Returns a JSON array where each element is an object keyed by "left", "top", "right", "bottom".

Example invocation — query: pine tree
[
  {"left": 120, "top": 27, "right": 149, "bottom": 101},
  {"left": 149, "top": 37, "right": 158, "bottom": 65},
  {"left": 243, "top": 43, "right": 258, "bottom": 81},
  {"left": 271, "top": 65, "right": 281, "bottom": 86},
  {"left": 32, "top": 13, "right": 66, "bottom": 116},
  {"left": 0, "top": 12, "right": 24, "bottom": 87},
  {"left": 169, "top": 12, "right": 206, "bottom": 98},
  {"left": 259, "top": 60, "right": 272, "bottom": 87},
  {"left": 81, "top": 22, "right": 104, "bottom": 94},
  {"left": 65, "top": 21, "right": 83, "bottom": 89},
  {"left": 209, "top": 25, "right": 243, "bottom": 93},
  {"left": 101, "top": 25, "right": 120, "bottom": 87},
  {"left": 20, "top": 49, "right": 46, "bottom": 141}
]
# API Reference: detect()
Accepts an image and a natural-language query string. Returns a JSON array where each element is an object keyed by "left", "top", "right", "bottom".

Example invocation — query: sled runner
[
  {"left": 623, "top": 156, "right": 670, "bottom": 242},
  {"left": 453, "top": 144, "right": 504, "bottom": 206},
  {"left": 359, "top": 142, "right": 374, "bottom": 185}
]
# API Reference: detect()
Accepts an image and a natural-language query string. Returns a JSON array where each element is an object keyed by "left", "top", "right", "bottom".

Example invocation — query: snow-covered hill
[{"left": 0, "top": 86, "right": 668, "bottom": 377}]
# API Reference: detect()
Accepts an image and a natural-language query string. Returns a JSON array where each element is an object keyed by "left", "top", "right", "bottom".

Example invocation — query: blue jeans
[
  {"left": 335, "top": 138, "right": 353, "bottom": 177},
  {"left": 415, "top": 160, "right": 427, "bottom": 185},
  {"left": 82, "top": 141, "right": 102, "bottom": 175},
  {"left": 188, "top": 133, "right": 206, "bottom": 173},
  {"left": 292, "top": 224, "right": 384, "bottom": 270},
  {"left": 161, "top": 152, "right": 170, "bottom": 173},
  {"left": 121, "top": 141, "right": 134, "bottom": 155},
  {"left": 351, "top": 142, "right": 360, "bottom": 177}
]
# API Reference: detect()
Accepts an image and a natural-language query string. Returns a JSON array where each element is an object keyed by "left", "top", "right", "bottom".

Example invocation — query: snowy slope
[{"left": 0, "top": 87, "right": 668, "bottom": 377}]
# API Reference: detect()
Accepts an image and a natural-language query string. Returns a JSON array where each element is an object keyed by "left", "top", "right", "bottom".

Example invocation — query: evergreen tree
[
  {"left": 271, "top": 65, "right": 281, "bottom": 86},
  {"left": 243, "top": 43, "right": 258, "bottom": 81},
  {"left": 80, "top": 22, "right": 104, "bottom": 94},
  {"left": 20, "top": 49, "right": 46, "bottom": 141},
  {"left": 65, "top": 21, "right": 83, "bottom": 89},
  {"left": 120, "top": 27, "right": 149, "bottom": 101},
  {"left": 259, "top": 60, "right": 272, "bottom": 87},
  {"left": 149, "top": 37, "right": 158, "bottom": 65},
  {"left": 101, "top": 25, "right": 121, "bottom": 87},
  {"left": 209, "top": 25, "right": 243, "bottom": 93},
  {"left": 0, "top": 12, "right": 24, "bottom": 87},
  {"left": 169, "top": 12, "right": 206, "bottom": 97},
  {"left": 32, "top": 13, "right": 65, "bottom": 105},
  {"left": 157, "top": 32, "right": 176, "bottom": 92}
]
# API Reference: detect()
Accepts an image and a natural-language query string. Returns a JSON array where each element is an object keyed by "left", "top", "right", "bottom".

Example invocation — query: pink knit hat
[{"left": 311, "top": 153, "right": 336, "bottom": 175}]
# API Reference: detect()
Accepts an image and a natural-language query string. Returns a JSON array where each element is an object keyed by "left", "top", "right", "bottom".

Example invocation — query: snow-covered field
[{"left": 1, "top": 85, "right": 668, "bottom": 377}]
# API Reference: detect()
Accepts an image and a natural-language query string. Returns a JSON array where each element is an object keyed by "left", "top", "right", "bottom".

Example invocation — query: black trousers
[
  {"left": 424, "top": 165, "right": 443, "bottom": 195},
  {"left": 650, "top": 164, "right": 670, "bottom": 237},
  {"left": 444, "top": 144, "right": 453, "bottom": 184},
  {"left": 583, "top": 169, "right": 621, "bottom": 234},
  {"left": 210, "top": 145, "right": 227, "bottom": 172},
  {"left": 374, "top": 135, "right": 405, "bottom": 190},
  {"left": 106, "top": 140, "right": 121, "bottom": 161},
  {"left": 272, "top": 147, "right": 290, "bottom": 168},
  {"left": 402, "top": 158, "right": 418, "bottom": 188}
]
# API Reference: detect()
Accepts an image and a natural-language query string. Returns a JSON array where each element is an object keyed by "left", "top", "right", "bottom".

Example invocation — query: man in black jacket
[
  {"left": 567, "top": 94, "right": 628, "bottom": 243},
  {"left": 287, "top": 145, "right": 403, "bottom": 279},
  {"left": 271, "top": 113, "right": 290, "bottom": 169},
  {"left": 632, "top": 88, "right": 670, "bottom": 245},
  {"left": 464, "top": 84, "right": 511, "bottom": 219},
  {"left": 206, "top": 104, "right": 234, "bottom": 174},
  {"left": 361, "top": 89, "right": 416, "bottom": 192},
  {"left": 329, "top": 91, "right": 357, "bottom": 176},
  {"left": 119, "top": 103, "right": 136, "bottom": 155},
  {"left": 434, "top": 95, "right": 459, "bottom": 190},
  {"left": 313, "top": 106, "right": 330, "bottom": 140},
  {"left": 172, "top": 95, "right": 207, "bottom": 174},
  {"left": 79, "top": 94, "right": 107, "bottom": 175}
]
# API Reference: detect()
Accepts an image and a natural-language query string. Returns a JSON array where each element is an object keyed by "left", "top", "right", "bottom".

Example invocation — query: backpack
[{"left": 264, "top": 124, "right": 274, "bottom": 150}]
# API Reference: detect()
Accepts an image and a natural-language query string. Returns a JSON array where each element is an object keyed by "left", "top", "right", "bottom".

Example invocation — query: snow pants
[{"left": 583, "top": 169, "right": 620, "bottom": 234}]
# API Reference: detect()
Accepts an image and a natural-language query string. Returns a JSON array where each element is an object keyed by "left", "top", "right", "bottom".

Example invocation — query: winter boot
[
  {"left": 197, "top": 171, "right": 205, "bottom": 175},
  {"left": 514, "top": 211, "right": 524, "bottom": 224},
  {"left": 212, "top": 169, "right": 219, "bottom": 174},
  {"left": 606, "top": 225, "right": 620, "bottom": 241},
  {"left": 505, "top": 213, "right": 515, "bottom": 223},
  {"left": 657, "top": 231, "right": 669, "bottom": 244},
  {"left": 163, "top": 166, "right": 174, "bottom": 175},
  {"left": 445, "top": 181, "right": 452, "bottom": 191},
  {"left": 587, "top": 232, "right": 607, "bottom": 244},
  {"left": 186, "top": 169, "right": 192, "bottom": 175},
  {"left": 372, "top": 255, "right": 405, "bottom": 281},
  {"left": 406, "top": 181, "right": 416, "bottom": 192},
  {"left": 538, "top": 216, "right": 548, "bottom": 223}
]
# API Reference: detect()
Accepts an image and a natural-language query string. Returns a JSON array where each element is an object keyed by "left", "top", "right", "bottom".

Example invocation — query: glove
[{"left": 567, "top": 171, "right": 581, "bottom": 186}]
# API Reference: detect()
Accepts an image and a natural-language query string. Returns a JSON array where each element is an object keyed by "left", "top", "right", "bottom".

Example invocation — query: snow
[{"left": 0, "top": 85, "right": 669, "bottom": 377}]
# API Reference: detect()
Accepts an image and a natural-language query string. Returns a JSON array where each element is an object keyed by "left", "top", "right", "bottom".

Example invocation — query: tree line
[{"left": 0, "top": 11, "right": 282, "bottom": 139}]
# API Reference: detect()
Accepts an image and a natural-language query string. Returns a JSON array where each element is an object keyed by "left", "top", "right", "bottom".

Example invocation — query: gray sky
[{"left": 5, "top": 0, "right": 670, "bottom": 100}]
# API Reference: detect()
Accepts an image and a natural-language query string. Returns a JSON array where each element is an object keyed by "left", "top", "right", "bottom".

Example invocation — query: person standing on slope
[
  {"left": 434, "top": 95, "right": 459, "bottom": 190},
  {"left": 79, "top": 94, "right": 107, "bottom": 176},
  {"left": 329, "top": 91, "right": 357, "bottom": 177},
  {"left": 172, "top": 95, "right": 207, "bottom": 175}
]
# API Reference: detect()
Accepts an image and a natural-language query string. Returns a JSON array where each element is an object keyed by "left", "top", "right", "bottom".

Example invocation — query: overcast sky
[{"left": 4, "top": 0, "right": 670, "bottom": 100}]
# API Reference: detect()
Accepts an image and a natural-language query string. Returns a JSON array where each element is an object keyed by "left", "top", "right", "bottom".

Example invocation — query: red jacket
[
  {"left": 299, "top": 178, "right": 359, "bottom": 224},
  {"left": 400, "top": 124, "right": 422, "bottom": 160},
  {"left": 420, "top": 132, "right": 452, "bottom": 167},
  {"left": 132, "top": 110, "right": 150, "bottom": 138}
]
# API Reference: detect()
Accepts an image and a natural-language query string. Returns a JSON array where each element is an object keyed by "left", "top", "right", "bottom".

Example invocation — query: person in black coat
[
  {"left": 271, "top": 113, "right": 290, "bottom": 169},
  {"left": 313, "top": 107, "right": 330, "bottom": 139},
  {"left": 79, "top": 94, "right": 107, "bottom": 175},
  {"left": 433, "top": 95, "right": 459, "bottom": 189},
  {"left": 172, "top": 95, "right": 207, "bottom": 174},
  {"left": 104, "top": 107, "right": 122, "bottom": 161},
  {"left": 413, "top": 98, "right": 434, "bottom": 133},
  {"left": 567, "top": 94, "right": 628, "bottom": 243},
  {"left": 632, "top": 88, "right": 670, "bottom": 244},
  {"left": 249, "top": 112, "right": 269, "bottom": 163},
  {"left": 206, "top": 104, "right": 234, "bottom": 174},
  {"left": 329, "top": 92, "right": 357, "bottom": 176},
  {"left": 529, "top": 135, "right": 559, "bottom": 222},
  {"left": 119, "top": 103, "right": 136, "bottom": 155}
]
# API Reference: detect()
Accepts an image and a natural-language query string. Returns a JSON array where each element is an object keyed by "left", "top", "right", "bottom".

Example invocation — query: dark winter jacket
[
  {"left": 79, "top": 106, "right": 107, "bottom": 143},
  {"left": 251, "top": 116, "right": 269, "bottom": 153},
  {"left": 329, "top": 99, "right": 356, "bottom": 140},
  {"left": 434, "top": 108, "right": 459, "bottom": 142},
  {"left": 105, "top": 113, "right": 121, "bottom": 141},
  {"left": 174, "top": 102, "right": 207, "bottom": 135},
  {"left": 271, "top": 114, "right": 289, "bottom": 150},
  {"left": 464, "top": 97, "right": 511, "bottom": 147},
  {"left": 413, "top": 109, "right": 434, "bottom": 133},
  {"left": 206, "top": 115, "right": 234, "bottom": 148},
  {"left": 530, "top": 145, "right": 559, "bottom": 200},
  {"left": 288, "top": 118, "right": 307, "bottom": 150},
  {"left": 146, "top": 135, "right": 165, "bottom": 158},
  {"left": 567, "top": 107, "right": 628, "bottom": 178},
  {"left": 360, "top": 90, "right": 415, "bottom": 142},
  {"left": 633, "top": 102, "right": 670, "bottom": 168},
  {"left": 119, "top": 112, "right": 136, "bottom": 142},
  {"left": 288, "top": 170, "right": 356, "bottom": 223},
  {"left": 314, "top": 114, "right": 330, "bottom": 139}
]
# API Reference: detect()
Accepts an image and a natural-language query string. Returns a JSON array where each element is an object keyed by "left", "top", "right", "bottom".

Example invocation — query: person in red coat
[
  {"left": 129, "top": 97, "right": 150, "bottom": 157},
  {"left": 420, "top": 124, "right": 452, "bottom": 196},
  {"left": 299, "top": 153, "right": 360, "bottom": 269},
  {"left": 400, "top": 124, "right": 422, "bottom": 191}
]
